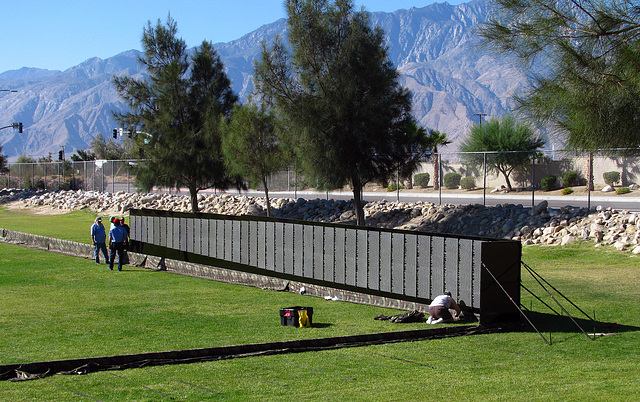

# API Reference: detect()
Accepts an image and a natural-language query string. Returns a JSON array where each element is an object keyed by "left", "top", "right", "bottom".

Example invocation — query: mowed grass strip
[
  {"left": 1, "top": 208, "right": 640, "bottom": 400},
  {"left": 2, "top": 303, "right": 639, "bottom": 400},
  {"left": 0, "top": 207, "right": 99, "bottom": 244},
  {"left": 0, "top": 242, "right": 416, "bottom": 365}
]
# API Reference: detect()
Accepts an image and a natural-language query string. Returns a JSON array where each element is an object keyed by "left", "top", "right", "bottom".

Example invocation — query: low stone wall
[
  {"left": 0, "top": 228, "right": 97, "bottom": 260},
  {"left": 0, "top": 228, "right": 428, "bottom": 312}
]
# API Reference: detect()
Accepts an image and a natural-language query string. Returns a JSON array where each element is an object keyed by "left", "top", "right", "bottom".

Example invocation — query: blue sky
[{"left": 0, "top": 0, "right": 469, "bottom": 73}]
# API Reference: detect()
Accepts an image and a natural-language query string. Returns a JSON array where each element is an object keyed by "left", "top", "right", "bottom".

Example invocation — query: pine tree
[
  {"left": 481, "top": 0, "right": 640, "bottom": 151},
  {"left": 255, "top": 0, "right": 423, "bottom": 225},
  {"left": 113, "top": 16, "right": 241, "bottom": 212}
]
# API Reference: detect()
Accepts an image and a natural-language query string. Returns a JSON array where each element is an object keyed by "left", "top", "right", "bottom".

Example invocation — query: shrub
[
  {"left": 387, "top": 183, "right": 405, "bottom": 192},
  {"left": 616, "top": 187, "right": 631, "bottom": 195},
  {"left": 562, "top": 171, "right": 579, "bottom": 187},
  {"left": 603, "top": 171, "right": 621, "bottom": 186},
  {"left": 540, "top": 175, "right": 557, "bottom": 191},
  {"left": 460, "top": 176, "right": 476, "bottom": 190},
  {"left": 59, "top": 178, "right": 84, "bottom": 191},
  {"left": 21, "top": 176, "right": 32, "bottom": 190},
  {"left": 443, "top": 172, "right": 462, "bottom": 189},
  {"left": 21, "top": 176, "right": 45, "bottom": 190},
  {"left": 562, "top": 187, "right": 574, "bottom": 195},
  {"left": 414, "top": 173, "right": 430, "bottom": 188}
]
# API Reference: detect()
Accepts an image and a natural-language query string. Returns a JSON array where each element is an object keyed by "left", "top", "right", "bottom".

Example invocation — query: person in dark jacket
[
  {"left": 90, "top": 217, "right": 109, "bottom": 264},
  {"left": 108, "top": 218, "right": 129, "bottom": 271}
]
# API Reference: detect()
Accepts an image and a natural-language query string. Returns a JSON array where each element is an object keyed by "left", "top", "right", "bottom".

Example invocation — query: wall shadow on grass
[{"left": 516, "top": 310, "right": 639, "bottom": 343}]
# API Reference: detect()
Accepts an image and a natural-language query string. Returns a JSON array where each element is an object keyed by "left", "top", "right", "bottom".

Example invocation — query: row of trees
[
  {"left": 112, "top": 1, "right": 450, "bottom": 225},
  {"left": 7, "top": 0, "right": 640, "bottom": 209},
  {"left": 109, "top": 0, "right": 560, "bottom": 224}
]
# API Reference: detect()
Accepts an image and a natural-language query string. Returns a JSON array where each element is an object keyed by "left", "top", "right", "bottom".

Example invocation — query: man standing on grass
[
  {"left": 108, "top": 218, "right": 128, "bottom": 271},
  {"left": 90, "top": 217, "right": 109, "bottom": 265}
]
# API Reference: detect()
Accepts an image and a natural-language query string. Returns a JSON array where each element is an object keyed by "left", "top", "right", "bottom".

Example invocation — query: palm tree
[
  {"left": 429, "top": 130, "right": 450, "bottom": 190},
  {"left": 0, "top": 144, "right": 8, "bottom": 173}
]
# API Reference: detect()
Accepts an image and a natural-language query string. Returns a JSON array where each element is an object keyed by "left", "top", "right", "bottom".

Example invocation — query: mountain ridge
[{"left": 0, "top": 0, "right": 528, "bottom": 160}]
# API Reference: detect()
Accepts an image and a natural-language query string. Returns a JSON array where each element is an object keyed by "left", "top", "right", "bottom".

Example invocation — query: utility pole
[{"left": 473, "top": 113, "right": 487, "bottom": 126}]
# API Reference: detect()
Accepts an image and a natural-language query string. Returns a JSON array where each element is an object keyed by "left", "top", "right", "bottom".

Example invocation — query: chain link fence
[
  {"left": 1, "top": 160, "right": 139, "bottom": 193},
  {"left": 3, "top": 149, "right": 639, "bottom": 198}
]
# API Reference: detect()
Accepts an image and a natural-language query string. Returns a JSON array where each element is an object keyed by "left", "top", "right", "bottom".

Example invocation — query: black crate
[{"left": 279, "top": 306, "right": 313, "bottom": 328}]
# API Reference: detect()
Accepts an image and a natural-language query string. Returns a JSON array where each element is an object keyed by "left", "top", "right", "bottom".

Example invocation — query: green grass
[
  {"left": 0, "top": 207, "right": 100, "bottom": 243},
  {"left": 1, "top": 208, "right": 640, "bottom": 400},
  {"left": 0, "top": 243, "right": 412, "bottom": 364}
]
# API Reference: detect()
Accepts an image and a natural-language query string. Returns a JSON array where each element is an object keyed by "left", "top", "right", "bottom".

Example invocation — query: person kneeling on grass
[
  {"left": 427, "top": 291, "right": 461, "bottom": 324},
  {"left": 108, "top": 218, "right": 129, "bottom": 271}
]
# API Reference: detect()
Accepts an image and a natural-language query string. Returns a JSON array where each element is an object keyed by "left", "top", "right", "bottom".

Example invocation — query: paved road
[{"left": 226, "top": 189, "right": 640, "bottom": 212}]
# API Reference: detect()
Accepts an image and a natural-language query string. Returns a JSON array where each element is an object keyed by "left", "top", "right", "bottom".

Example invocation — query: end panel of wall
[{"left": 480, "top": 241, "right": 522, "bottom": 324}]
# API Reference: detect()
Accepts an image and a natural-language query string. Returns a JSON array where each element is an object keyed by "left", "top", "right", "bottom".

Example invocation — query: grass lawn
[
  {"left": 1, "top": 207, "right": 640, "bottom": 400},
  {"left": 0, "top": 207, "right": 101, "bottom": 244}
]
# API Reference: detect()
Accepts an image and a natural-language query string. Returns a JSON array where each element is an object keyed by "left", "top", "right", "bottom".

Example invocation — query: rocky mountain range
[{"left": 0, "top": 0, "right": 527, "bottom": 161}]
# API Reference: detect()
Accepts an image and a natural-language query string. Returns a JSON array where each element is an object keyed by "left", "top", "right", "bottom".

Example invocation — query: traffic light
[
  {"left": 17, "top": 122, "right": 22, "bottom": 133},
  {"left": 58, "top": 150, "right": 63, "bottom": 161},
  {"left": 113, "top": 129, "right": 117, "bottom": 139}
]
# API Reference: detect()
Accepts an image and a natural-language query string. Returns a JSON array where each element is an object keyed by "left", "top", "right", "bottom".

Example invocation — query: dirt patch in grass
[{"left": 3, "top": 201, "right": 71, "bottom": 215}]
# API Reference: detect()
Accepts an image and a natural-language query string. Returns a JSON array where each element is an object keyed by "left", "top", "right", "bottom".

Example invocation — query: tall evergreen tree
[
  {"left": 480, "top": 0, "right": 640, "bottom": 151},
  {"left": 113, "top": 17, "right": 241, "bottom": 212},
  {"left": 254, "top": 0, "right": 422, "bottom": 225}
]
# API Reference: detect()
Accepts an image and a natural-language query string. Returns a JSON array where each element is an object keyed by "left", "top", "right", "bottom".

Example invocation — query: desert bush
[
  {"left": 603, "top": 171, "right": 621, "bottom": 186},
  {"left": 540, "top": 175, "right": 557, "bottom": 191},
  {"left": 562, "top": 187, "right": 574, "bottom": 195},
  {"left": 413, "top": 173, "right": 430, "bottom": 188},
  {"left": 21, "top": 176, "right": 45, "bottom": 190},
  {"left": 387, "top": 183, "right": 406, "bottom": 192},
  {"left": 59, "top": 178, "right": 84, "bottom": 191},
  {"left": 562, "top": 171, "right": 579, "bottom": 187},
  {"left": 616, "top": 187, "right": 631, "bottom": 195},
  {"left": 443, "top": 172, "right": 462, "bottom": 189},
  {"left": 460, "top": 176, "right": 476, "bottom": 190}
]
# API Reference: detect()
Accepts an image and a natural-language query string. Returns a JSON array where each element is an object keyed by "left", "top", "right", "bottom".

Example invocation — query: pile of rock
[{"left": 3, "top": 188, "right": 640, "bottom": 253}]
